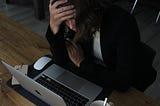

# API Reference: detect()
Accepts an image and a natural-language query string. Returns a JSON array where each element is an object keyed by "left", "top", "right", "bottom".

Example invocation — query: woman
[{"left": 46, "top": 0, "right": 157, "bottom": 95}]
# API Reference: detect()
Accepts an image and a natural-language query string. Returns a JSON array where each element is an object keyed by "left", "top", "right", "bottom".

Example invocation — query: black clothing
[{"left": 45, "top": 5, "right": 157, "bottom": 94}]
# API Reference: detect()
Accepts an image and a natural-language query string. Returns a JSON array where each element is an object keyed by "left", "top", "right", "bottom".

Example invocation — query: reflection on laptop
[{"left": 1, "top": 60, "right": 102, "bottom": 106}]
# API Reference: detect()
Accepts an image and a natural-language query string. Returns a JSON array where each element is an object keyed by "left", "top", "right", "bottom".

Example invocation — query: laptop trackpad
[{"left": 56, "top": 71, "right": 87, "bottom": 91}]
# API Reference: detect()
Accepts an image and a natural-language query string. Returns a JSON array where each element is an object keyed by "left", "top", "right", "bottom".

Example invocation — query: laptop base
[{"left": 6, "top": 79, "right": 49, "bottom": 106}]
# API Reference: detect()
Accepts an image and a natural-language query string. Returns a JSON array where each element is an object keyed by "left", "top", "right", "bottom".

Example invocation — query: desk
[
  {"left": 0, "top": 12, "right": 50, "bottom": 105},
  {"left": 0, "top": 13, "right": 160, "bottom": 106}
]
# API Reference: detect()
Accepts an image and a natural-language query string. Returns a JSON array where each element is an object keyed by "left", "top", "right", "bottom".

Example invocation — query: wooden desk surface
[
  {"left": 0, "top": 12, "right": 50, "bottom": 106},
  {"left": 0, "top": 13, "right": 160, "bottom": 106}
]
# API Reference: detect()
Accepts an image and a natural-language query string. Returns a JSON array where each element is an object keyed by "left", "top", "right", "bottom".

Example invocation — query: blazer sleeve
[
  {"left": 77, "top": 13, "right": 140, "bottom": 92},
  {"left": 45, "top": 24, "right": 69, "bottom": 65}
]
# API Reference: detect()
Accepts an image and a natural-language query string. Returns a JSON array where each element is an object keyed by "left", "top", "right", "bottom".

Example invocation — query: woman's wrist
[
  {"left": 50, "top": 22, "right": 59, "bottom": 35},
  {"left": 76, "top": 57, "right": 85, "bottom": 68}
]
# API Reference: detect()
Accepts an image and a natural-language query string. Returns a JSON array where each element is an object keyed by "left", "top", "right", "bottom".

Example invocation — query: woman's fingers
[
  {"left": 49, "top": 0, "right": 75, "bottom": 34},
  {"left": 66, "top": 41, "right": 74, "bottom": 57},
  {"left": 53, "top": 5, "right": 75, "bottom": 21},
  {"left": 66, "top": 40, "right": 76, "bottom": 51},
  {"left": 66, "top": 39, "right": 79, "bottom": 49},
  {"left": 55, "top": 5, "right": 74, "bottom": 14},
  {"left": 50, "top": 0, "right": 67, "bottom": 9},
  {"left": 66, "top": 40, "right": 81, "bottom": 58},
  {"left": 49, "top": 1, "right": 75, "bottom": 25},
  {"left": 65, "top": 40, "right": 84, "bottom": 67},
  {"left": 57, "top": 12, "right": 75, "bottom": 22}
]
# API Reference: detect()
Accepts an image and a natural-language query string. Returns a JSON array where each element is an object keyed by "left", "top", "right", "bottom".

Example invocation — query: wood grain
[
  {"left": 0, "top": 13, "right": 50, "bottom": 106},
  {"left": 0, "top": 13, "right": 50, "bottom": 65},
  {"left": 109, "top": 88, "right": 160, "bottom": 106}
]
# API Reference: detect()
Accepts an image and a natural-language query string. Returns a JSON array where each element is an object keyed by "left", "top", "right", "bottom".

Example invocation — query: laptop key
[{"left": 36, "top": 74, "right": 89, "bottom": 106}]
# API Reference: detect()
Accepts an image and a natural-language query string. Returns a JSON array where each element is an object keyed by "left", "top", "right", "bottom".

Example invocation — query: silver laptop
[{"left": 2, "top": 60, "right": 102, "bottom": 106}]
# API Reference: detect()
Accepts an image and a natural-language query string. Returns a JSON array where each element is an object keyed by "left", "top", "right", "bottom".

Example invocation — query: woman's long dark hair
[{"left": 69, "top": 0, "right": 111, "bottom": 42}]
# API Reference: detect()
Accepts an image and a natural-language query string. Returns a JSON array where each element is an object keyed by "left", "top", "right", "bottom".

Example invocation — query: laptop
[{"left": 1, "top": 60, "right": 103, "bottom": 106}]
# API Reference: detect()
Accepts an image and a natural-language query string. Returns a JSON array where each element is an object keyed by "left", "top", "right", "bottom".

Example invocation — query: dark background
[{"left": 0, "top": 0, "right": 160, "bottom": 102}]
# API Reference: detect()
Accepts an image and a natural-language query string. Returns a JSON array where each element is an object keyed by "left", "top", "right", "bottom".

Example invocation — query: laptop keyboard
[{"left": 36, "top": 74, "right": 89, "bottom": 106}]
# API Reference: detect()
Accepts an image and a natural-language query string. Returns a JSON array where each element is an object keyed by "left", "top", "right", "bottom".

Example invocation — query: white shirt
[{"left": 93, "top": 30, "right": 105, "bottom": 66}]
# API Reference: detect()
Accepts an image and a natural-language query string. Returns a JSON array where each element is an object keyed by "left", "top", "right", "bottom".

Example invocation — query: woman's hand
[
  {"left": 66, "top": 39, "right": 85, "bottom": 67},
  {"left": 49, "top": 0, "right": 75, "bottom": 34}
]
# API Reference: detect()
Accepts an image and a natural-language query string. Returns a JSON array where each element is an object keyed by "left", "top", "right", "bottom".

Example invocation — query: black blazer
[{"left": 46, "top": 5, "right": 157, "bottom": 93}]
